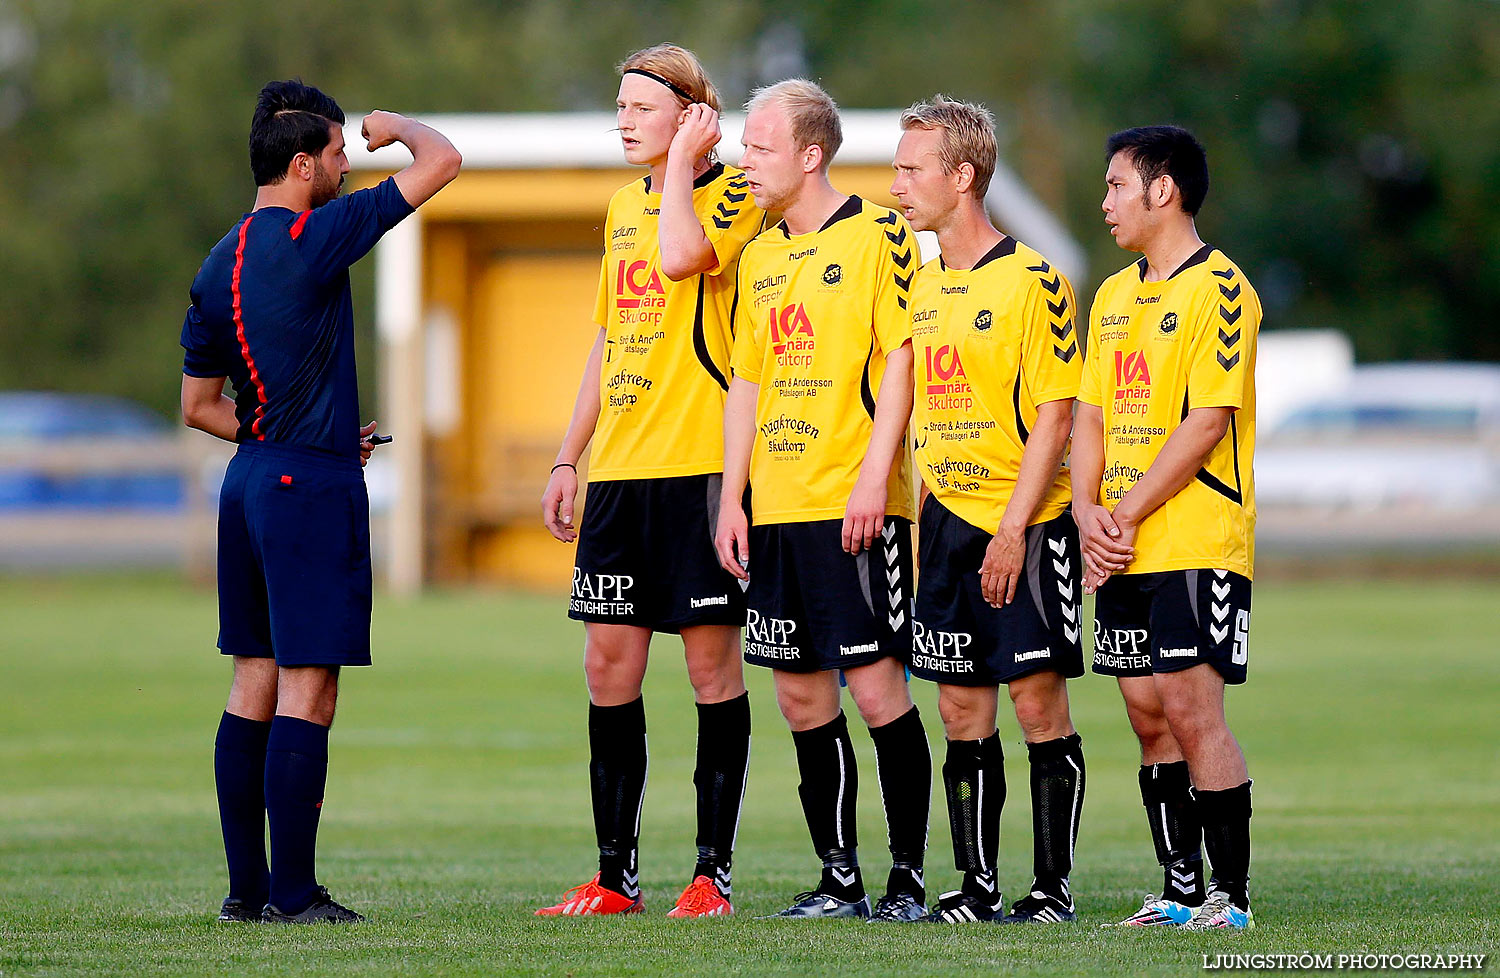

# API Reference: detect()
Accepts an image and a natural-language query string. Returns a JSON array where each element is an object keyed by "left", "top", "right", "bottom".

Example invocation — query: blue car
[{"left": 0, "top": 391, "right": 185, "bottom": 510}]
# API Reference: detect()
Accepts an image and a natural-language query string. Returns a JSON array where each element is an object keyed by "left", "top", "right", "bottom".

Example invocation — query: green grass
[{"left": 1, "top": 575, "right": 1496, "bottom": 976}]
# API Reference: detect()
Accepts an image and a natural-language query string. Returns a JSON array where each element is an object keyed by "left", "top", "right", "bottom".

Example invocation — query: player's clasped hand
[
  {"left": 979, "top": 524, "right": 1025, "bottom": 608},
  {"left": 670, "top": 104, "right": 722, "bottom": 162},
  {"left": 714, "top": 502, "right": 750, "bottom": 581},
  {"left": 841, "top": 477, "right": 887, "bottom": 555},
  {"left": 541, "top": 464, "right": 580, "bottom": 543},
  {"left": 1074, "top": 501, "right": 1134, "bottom": 593}
]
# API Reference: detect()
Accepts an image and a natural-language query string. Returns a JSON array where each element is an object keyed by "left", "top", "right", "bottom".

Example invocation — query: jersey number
[{"left": 1231, "top": 609, "right": 1250, "bottom": 666}]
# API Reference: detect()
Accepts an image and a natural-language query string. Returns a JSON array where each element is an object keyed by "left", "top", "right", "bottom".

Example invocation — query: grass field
[{"left": 1, "top": 575, "right": 1496, "bottom": 977}]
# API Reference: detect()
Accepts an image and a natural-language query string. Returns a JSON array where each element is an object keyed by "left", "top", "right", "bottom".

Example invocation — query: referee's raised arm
[{"left": 361, "top": 110, "right": 462, "bottom": 208}]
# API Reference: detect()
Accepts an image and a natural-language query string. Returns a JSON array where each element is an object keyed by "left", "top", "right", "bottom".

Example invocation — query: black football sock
[
  {"left": 589, "top": 697, "right": 647, "bottom": 899},
  {"left": 264, "top": 715, "right": 329, "bottom": 914},
  {"left": 1026, "top": 733, "right": 1085, "bottom": 902},
  {"left": 215, "top": 711, "right": 271, "bottom": 906},
  {"left": 1139, "top": 761, "right": 1206, "bottom": 905},
  {"left": 692, "top": 692, "right": 751, "bottom": 897},
  {"left": 869, "top": 705, "right": 931, "bottom": 901},
  {"left": 942, "top": 732, "right": 1003, "bottom": 905},
  {"left": 791, "top": 711, "right": 863, "bottom": 901},
  {"left": 1196, "top": 780, "right": 1252, "bottom": 911}
]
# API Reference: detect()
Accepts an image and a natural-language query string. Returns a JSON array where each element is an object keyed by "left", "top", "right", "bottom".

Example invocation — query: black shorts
[
  {"left": 743, "top": 517, "right": 914, "bottom": 673},
  {"left": 570, "top": 473, "right": 747, "bottom": 632},
  {"left": 216, "top": 441, "right": 372, "bottom": 667},
  {"left": 910, "top": 498, "right": 1083, "bottom": 686},
  {"left": 1091, "top": 569, "right": 1252, "bottom": 684}
]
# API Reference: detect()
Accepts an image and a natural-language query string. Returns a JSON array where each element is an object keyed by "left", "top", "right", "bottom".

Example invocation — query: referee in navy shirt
[{"left": 180, "top": 80, "right": 459, "bottom": 924}]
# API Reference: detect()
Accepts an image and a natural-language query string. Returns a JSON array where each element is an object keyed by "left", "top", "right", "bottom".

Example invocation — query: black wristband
[{"left": 551, "top": 462, "right": 577, "bottom": 473}]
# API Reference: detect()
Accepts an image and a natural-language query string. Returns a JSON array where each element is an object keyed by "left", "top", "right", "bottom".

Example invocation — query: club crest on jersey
[
  {"left": 822, "top": 263, "right": 842, "bottom": 286},
  {"left": 973, "top": 309, "right": 993, "bottom": 333},
  {"left": 1158, "top": 311, "right": 1179, "bottom": 336}
]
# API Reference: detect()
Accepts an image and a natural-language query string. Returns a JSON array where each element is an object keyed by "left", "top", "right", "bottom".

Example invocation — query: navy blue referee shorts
[{"left": 216, "top": 440, "right": 372, "bottom": 667}]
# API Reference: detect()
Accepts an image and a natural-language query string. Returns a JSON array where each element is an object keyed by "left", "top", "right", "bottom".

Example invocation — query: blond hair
[
  {"left": 900, "top": 95, "right": 997, "bottom": 199},
  {"left": 746, "top": 78, "right": 843, "bottom": 169},
  {"left": 618, "top": 43, "right": 721, "bottom": 112}
]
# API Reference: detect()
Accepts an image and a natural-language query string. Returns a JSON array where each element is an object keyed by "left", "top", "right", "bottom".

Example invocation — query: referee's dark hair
[
  {"left": 249, "top": 79, "right": 346, "bottom": 186},
  {"left": 1105, "top": 126, "right": 1209, "bottom": 216}
]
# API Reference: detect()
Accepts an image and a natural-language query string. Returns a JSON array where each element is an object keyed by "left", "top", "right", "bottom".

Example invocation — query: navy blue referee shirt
[{"left": 180, "top": 176, "right": 414, "bottom": 458}]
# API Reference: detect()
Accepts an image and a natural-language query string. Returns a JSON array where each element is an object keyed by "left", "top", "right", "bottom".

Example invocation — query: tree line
[{"left": 1, "top": 0, "right": 1495, "bottom": 419}]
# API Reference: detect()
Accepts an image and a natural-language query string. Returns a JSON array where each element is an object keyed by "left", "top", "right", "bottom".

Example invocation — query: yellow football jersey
[
  {"left": 1078, "top": 246, "right": 1260, "bottom": 578},
  {"left": 730, "top": 195, "right": 918, "bottom": 525},
  {"left": 589, "top": 163, "right": 766, "bottom": 480},
  {"left": 910, "top": 238, "right": 1080, "bottom": 533}
]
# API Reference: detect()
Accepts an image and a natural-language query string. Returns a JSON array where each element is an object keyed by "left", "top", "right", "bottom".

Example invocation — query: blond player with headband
[{"left": 536, "top": 44, "right": 766, "bottom": 918}]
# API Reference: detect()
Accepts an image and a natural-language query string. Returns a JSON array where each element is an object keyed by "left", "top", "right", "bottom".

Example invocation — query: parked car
[{"left": 1256, "top": 363, "right": 1500, "bottom": 508}]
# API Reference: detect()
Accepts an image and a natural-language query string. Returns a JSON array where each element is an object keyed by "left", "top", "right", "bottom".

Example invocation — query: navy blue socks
[
  {"left": 264, "top": 715, "right": 330, "bottom": 914},
  {"left": 214, "top": 712, "right": 272, "bottom": 906}
]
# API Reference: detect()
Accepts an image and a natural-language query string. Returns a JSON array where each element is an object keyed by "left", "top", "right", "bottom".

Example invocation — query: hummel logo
[
  {"left": 1048, "top": 538, "right": 1066, "bottom": 555},
  {"left": 1211, "top": 581, "right": 1231, "bottom": 600},
  {"left": 1053, "top": 558, "right": 1071, "bottom": 578},
  {"left": 831, "top": 867, "right": 857, "bottom": 887}
]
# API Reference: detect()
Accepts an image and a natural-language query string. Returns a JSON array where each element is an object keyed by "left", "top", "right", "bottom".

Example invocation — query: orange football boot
[
  {"left": 534, "top": 874, "right": 644, "bottom": 916},
  {"left": 666, "top": 875, "right": 733, "bottom": 918}
]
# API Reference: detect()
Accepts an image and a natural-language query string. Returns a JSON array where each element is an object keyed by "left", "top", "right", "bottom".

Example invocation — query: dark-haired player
[
  {"left": 1073, "top": 125, "right": 1260, "bottom": 930},
  {"left": 891, "top": 96, "right": 1087, "bottom": 926},
  {"left": 536, "top": 44, "right": 764, "bottom": 918},
  {"left": 181, "top": 80, "right": 459, "bottom": 924},
  {"left": 716, "top": 78, "right": 931, "bottom": 922}
]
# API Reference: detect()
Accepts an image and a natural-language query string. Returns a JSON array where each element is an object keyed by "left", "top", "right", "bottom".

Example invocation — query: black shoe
[
  {"left": 868, "top": 890, "right": 927, "bottom": 922},
  {"left": 1000, "top": 888, "right": 1076, "bottom": 924},
  {"left": 262, "top": 886, "right": 364, "bottom": 924},
  {"left": 761, "top": 890, "right": 871, "bottom": 919},
  {"left": 217, "top": 897, "right": 264, "bottom": 923},
  {"left": 921, "top": 889, "right": 1005, "bottom": 923}
]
